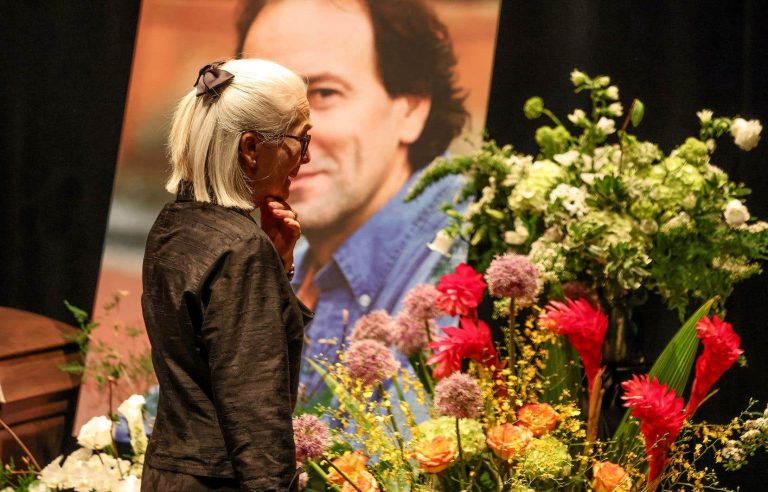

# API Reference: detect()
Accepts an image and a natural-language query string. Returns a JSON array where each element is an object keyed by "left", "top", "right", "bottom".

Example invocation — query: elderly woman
[{"left": 140, "top": 59, "right": 312, "bottom": 491}]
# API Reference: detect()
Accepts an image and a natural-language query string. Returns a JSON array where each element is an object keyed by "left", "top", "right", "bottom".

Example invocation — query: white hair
[{"left": 166, "top": 58, "right": 308, "bottom": 209}]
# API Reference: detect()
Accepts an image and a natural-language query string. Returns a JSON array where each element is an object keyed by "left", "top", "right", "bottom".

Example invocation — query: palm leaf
[
  {"left": 541, "top": 336, "right": 583, "bottom": 404},
  {"left": 611, "top": 297, "right": 716, "bottom": 455}
]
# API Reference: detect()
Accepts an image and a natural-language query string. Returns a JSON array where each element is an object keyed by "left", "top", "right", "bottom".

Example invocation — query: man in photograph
[{"left": 237, "top": 0, "right": 468, "bottom": 399}]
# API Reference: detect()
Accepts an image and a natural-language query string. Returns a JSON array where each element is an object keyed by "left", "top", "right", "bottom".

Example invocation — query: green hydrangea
[
  {"left": 517, "top": 436, "right": 572, "bottom": 481},
  {"left": 508, "top": 160, "right": 567, "bottom": 212},
  {"left": 648, "top": 156, "right": 705, "bottom": 210},
  {"left": 675, "top": 137, "right": 710, "bottom": 167},
  {"left": 524, "top": 97, "right": 544, "bottom": 119},
  {"left": 416, "top": 417, "right": 486, "bottom": 458}
]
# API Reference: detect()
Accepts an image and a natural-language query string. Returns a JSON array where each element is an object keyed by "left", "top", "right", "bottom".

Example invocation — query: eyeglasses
[{"left": 283, "top": 133, "right": 311, "bottom": 160}]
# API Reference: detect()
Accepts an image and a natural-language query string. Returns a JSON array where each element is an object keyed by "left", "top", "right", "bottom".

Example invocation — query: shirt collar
[{"left": 304, "top": 169, "right": 452, "bottom": 301}]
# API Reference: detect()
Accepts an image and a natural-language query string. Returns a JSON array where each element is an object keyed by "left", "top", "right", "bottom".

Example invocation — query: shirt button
[{"left": 358, "top": 294, "right": 372, "bottom": 307}]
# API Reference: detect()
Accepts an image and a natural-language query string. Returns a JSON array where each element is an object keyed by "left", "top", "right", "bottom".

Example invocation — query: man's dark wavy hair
[{"left": 236, "top": 0, "right": 469, "bottom": 169}]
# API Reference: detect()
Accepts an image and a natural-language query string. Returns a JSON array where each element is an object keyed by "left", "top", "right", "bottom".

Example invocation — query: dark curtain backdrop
[
  {"left": 0, "top": 2, "right": 140, "bottom": 323},
  {"left": 486, "top": 0, "right": 768, "bottom": 487}
]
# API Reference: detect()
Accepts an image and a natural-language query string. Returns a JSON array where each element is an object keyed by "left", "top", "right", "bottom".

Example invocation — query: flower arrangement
[
  {"left": 0, "top": 395, "right": 147, "bottom": 492},
  {"left": 406, "top": 70, "right": 767, "bottom": 318},
  {"left": 295, "top": 261, "right": 767, "bottom": 491}
]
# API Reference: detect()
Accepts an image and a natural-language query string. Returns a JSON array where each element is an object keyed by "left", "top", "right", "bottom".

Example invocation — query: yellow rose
[
  {"left": 486, "top": 423, "right": 533, "bottom": 460},
  {"left": 412, "top": 436, "right": 458, "bottom": 473},
  {"left": 517, "top": 403, "right": 560, "bottom": 437},
  {"left": 340, "top": 469, "right": 379, "bottom": 492},
  {"left": 327, "top": 451, "right": 368, "bottom": 485},
  {"left": 592, "top": 461, "right": 632, "bottom": 492}
]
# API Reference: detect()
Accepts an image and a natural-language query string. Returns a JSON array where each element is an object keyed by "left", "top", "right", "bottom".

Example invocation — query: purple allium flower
[
  {"left": 344, "top": 339, "right": 400, "bottom": 386},
  {"left": 485, "top": 253, "right": 541, "bottom": 304},
  {"left": 298, "top": 470, "right": 309, "bottom": 490},
  {"left": 349, "top": 310, "right": 394, "bottom": 345},
  {"left": 402, "top": 283, "right": 441, "bottom": 321},
  {"left": 392, "top": 311, "right": 437, "bottom": 357},
  {"left": 433, "top": 372, "right": 483, "bottom": 419},
  {"left": 293, "top": 414, "right": 331, "bottom": 463}
]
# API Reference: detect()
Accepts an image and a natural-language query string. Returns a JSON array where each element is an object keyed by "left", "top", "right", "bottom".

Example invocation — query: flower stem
[
  {"left": 0, "top": 417, "right": 39, "bottom": 470},
  {"left": 310, "top": 460, "right": 343, "bottom": 492},
  {"left": 379, "top": 383, "right": 406, "bottom": 461},
  {"left": 417, "top": 350, "right": 435, "bottom": 394}
]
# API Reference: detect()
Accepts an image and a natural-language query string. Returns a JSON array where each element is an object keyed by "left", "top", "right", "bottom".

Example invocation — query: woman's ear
[{"left": 238, "top": 131, "right": 261, "bottom": 169}]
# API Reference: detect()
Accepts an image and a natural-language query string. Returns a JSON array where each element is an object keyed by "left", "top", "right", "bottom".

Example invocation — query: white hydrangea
[
  {"left": 730, "top": 118, "right": 762, "bottom": 151},
  {"left": 724, "top": 199, "right": 750, "bottom": 227},
  {"left": 697, "top": 109, "right": 713, "bottom": 123},
  {"left": 608, "top": 102, "right": 623, "bottom": 117},
  {"left": 553, "top": 150, "right": 580, "bottom": 167},
  {"left": 595, "top": 117, "right": 616, "bottom": 135},
  {"left": 549, "top": 184, "right": 588, "bottom": 217},
  {"left": 567, "top": 109, "right": 587, "bottom": 125},
  {"left": 504, "top": 217, "right": 530, "bottom": 245}
]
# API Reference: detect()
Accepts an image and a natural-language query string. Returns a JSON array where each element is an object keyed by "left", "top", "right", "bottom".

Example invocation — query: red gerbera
[
  {"left": 435, "top": 263, "right": 486, "bottom": 317},
  {"left": 621, "top": 375, "right": 685, "bottom": 487},
  {"left": 540, "top": 298, "right": 608, "bottom": 393},
  {"left": 685, "top": 315, "right": 743, "bottom": 418},
  {"left": 427, "top": 318, "right": 499, "bottom": 379}
]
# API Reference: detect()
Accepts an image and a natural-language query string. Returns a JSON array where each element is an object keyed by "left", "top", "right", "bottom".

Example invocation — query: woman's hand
[{"left": 260, "top": 197, "right": 301, "bottom": 272}]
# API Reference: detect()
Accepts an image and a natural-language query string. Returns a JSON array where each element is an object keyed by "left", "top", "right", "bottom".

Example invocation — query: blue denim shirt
[{"left": 292, "top": 171, "right": 464, "bottom": 403}]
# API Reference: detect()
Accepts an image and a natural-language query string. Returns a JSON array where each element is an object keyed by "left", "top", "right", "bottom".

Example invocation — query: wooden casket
[{"left": 0, "top": 307, "right": 82, "bottom": 466}]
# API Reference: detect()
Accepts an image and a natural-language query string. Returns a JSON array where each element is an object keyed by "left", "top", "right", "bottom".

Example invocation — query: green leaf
[
  {"left": 612, "top": 297, "right": 716, "bottom": 455},
  {"left": 64, "top": 300, "right": 90, "bottom": 326},
  {"left": 58, "top": 361, "right": 85, "bottom": 375},
  {"left": 630, "top": 99, "right": 644, "bottom": 127},
  {"left": 541, "top": 337, "right": 583, "bottom": 404},
  {"left": 305, "top": 358, "right": 374, "bottom": 436}
]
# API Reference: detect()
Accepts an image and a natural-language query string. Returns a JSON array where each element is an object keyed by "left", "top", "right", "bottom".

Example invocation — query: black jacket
[{"left": 141, "top": 188, "right": 312, "bottom": 491}]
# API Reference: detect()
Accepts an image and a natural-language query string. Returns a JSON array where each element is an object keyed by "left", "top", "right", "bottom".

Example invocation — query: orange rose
[
  {"left": 517, "top": 403, "right": 560, "bottom": 437},
  {"left": 486, "top": 423, "right": 533, "bottom": 460},
  {"left": 412, "top": 436, "right": 458, "bottom": 473},
  {"left": 592, "top": 461, "right": 632, "bottom": 492},
  {"left": 340, "top": 469, "right": 379, "bottom": 492},
  {"left": 327, "top": 451, "right": 368, "bottom": 485}
]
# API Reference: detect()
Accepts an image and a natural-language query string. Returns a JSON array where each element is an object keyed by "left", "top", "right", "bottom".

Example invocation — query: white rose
[
  {"left": 606, "top": 85, "right": 619, "bottom": 100},
  {"left": 27, "top": 484, "right": 49, "bottom": 492},
  {"left": 724, "top": 199, "right": 750, "bottom": 227},
  {"left": 595, "top": 117, "right": 616, "bottom": 135},
  {"left": 697, "top": 109, "right": 713, "bottom": 123},
  {"left": 608, "top": 102, "right": 623, "bottom": 117},
  {"left": 567, "top": 109, "right": 586, "bottom": 125},
  {"left": 730, "top": 118, "right": 762, "bottom": 151},
  {"left": 427, "top": 230, "right": 454, "bottom": 257},
  {"left": 77, "top": 416, "right": 113, "bottom": 451}
]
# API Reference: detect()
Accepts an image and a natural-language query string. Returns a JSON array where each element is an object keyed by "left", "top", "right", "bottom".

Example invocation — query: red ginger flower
[
  {"left": 540, "top": 298, "right": 608, "bottom": 392},
  {"left": 435, "top": 263, "right": 486, "bottom": 317},
  {"left": 621, "top": 375, "right": 685, "bottom": 486},
  {"left": 427, "top": 318, "right": 499, "bottom": 379},
  {"left": 685, "top": 315, "right": 743, "bottom": 418}
]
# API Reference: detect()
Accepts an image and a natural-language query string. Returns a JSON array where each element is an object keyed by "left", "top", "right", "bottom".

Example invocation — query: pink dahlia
[
  {"left": 685, "top": 315, "right": 743, "bottom": 418},
  {"left": 435, "top": 263, "right": 486, "bottom": 317},
  {"left": 402, "top": 284, "right": 441, "bottom": 321},
  {"left": 540, "top": 298, "right": 608, "bottom": 395},
  {"left": 433, "top": 372, "right": 483, "bottom": 418},
  {"left": 392, "top": 311, "right": 437, "bottom": 358},
  {"left": 344, "top": 339, "right": 400, "bottom": 386},
  {"left": 485, "top": 253, "right": 541, "bottom": 305},
  {"left": 621, "top": 375, "right": 685, "bottom": 486},
  {"left": 427, "top": 318, "right": 499, "bottom": 379},
  {"left": 349, "top": 310, "right": 394, "bottom": 346},
  {"left": 293, "top": 414, "right": 331, "bottom": 464}
]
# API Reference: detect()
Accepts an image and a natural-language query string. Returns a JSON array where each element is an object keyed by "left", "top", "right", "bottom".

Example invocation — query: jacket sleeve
[{"left": 200, "top": 234, "right": 297, "bottom": 491}]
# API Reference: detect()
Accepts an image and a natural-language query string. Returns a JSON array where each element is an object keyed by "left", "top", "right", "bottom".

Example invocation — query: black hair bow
[{"left": 194, "top": 61, "right": 234, "bottom": 98}]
